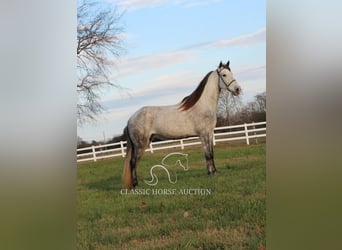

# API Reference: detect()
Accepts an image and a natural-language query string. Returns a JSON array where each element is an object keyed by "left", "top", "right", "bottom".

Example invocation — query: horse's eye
[{"left": 222, "top": 74, "right": 226, "bottom": 77}]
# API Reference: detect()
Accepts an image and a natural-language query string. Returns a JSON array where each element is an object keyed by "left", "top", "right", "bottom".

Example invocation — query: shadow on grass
[
  {"left": 224, "top": 158, "right": 264, "bottom": 171},
  {"left": 87, "top": 175, "right": 123, "bottom": 191}
]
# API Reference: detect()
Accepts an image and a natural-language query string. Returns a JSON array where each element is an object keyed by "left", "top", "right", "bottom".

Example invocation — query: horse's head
[{"left": 217, "top": 60, "right": 241, "bottom": 96}]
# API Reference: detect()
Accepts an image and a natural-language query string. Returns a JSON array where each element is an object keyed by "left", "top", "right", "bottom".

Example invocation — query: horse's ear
[
  {"left": 226, "top": 60, "right": 230, "bottom": 67},
  {"left": 219, "top": 61, "right": 223, "bottom": 68}
]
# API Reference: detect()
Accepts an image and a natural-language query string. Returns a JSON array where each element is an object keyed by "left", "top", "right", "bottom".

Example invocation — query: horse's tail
[{"left": 123, "top": 126, "right": 133, "bottom": 189}]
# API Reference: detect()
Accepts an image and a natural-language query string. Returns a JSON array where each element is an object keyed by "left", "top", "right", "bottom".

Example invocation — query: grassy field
[{"left": 77, "top": 142, "right": 266, "bottom": 249}]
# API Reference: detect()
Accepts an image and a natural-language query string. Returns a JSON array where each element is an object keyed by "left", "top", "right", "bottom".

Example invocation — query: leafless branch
[
  {"left": 77, "top": 0, "right": 125, "bottom": 125},
  {"left": 217, "top": 91, "right": 243, "bottom": 126}
]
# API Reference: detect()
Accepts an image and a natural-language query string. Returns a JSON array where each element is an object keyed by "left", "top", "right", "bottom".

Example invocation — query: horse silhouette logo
[{"left": 144, "top": 152, "right": 189, "bottom": 186}]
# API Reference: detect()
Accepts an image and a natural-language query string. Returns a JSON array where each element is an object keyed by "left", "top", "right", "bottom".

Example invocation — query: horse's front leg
[{"left": 199, "top": 133, "right": 216, "bottom": 175}]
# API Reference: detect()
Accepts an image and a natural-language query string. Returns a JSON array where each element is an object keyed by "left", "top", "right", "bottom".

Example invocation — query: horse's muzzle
[{"left": 233, "top": 86, "right": 241, "bottom": 96}]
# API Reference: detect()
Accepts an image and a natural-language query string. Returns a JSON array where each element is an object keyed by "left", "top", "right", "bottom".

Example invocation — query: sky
[{"left": 78, "top": 0, "right": 266, "bottom": 142}]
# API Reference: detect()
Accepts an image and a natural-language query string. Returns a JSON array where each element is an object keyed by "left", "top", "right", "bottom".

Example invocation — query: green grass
[{"left": 77, "top": 142, "right": 266, "bottom": 249}]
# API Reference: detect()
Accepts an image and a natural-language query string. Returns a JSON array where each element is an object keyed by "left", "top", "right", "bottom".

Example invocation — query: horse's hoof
[{"left": 207, "top": 171, "right": 217, "bottom": 176}]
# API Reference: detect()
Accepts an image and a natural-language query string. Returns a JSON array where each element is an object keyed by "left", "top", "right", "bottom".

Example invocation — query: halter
[{"left": 216, "top": 70, "right": 236, "bottom": 92}]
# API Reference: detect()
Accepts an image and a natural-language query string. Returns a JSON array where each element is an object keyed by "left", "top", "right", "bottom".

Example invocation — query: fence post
[
  {"left": 92, "top": 145, "right": 97, "bottom": 162},
  {"left": 252, "top": 122, "right": 258, "bottom": 144},
  {"left": 244, "top": 123, "right": 250, "bottom": 145},
  {"left": 120, "top": 141, "right": 125, "bottom": 157},
  {"left": 180, "top": 139, "right": 184, "bottom": 150},
  {"left": 149, "top": 142, "right": 154, "bottom": 153}
]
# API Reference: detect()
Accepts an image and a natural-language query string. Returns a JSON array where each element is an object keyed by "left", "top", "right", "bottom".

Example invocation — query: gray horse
[{"left": 123, "top": 61, "right": 241, "bottom": 188}]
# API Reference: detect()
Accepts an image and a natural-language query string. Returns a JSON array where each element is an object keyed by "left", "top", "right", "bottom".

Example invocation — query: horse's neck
[{"left": 197, "top": 72, "right": 220, "bottom": 113}]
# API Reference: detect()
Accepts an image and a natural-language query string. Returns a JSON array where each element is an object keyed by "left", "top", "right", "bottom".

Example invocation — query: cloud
[
  {"left": 180, "top": 28, "right": 266, "bottom": 50},
  {"left": 102, "top": 70, "right": 199, "bottom": 104},
  {"left": 99, "top": 87, "right": 194, "bottom": 130},
  {"left": 116, "top": 0, "right": 223, "bottom": 11},
  {"left": 112, "top": 28, "right": 265, "bottom": 80},
  {"left": 179, "top": 0, "right": 223, "bottom": 8},
  {"left": 113, "top": 49, "right": 199, "bottom": 79},
  {"left": 116, "top": 0, "right": 166, "bottom": 11},
  {"left": 101, "top": 105, "right": 140, "bottom": 121},
  {"left": 133, "top": 70, "right": 198, "bottom": 95},
  {"left": 211, "top": 28, "right": 266, "bottom": 48},
  {"left": 234, "top": 65, "right": 266, "bottom": 82}
]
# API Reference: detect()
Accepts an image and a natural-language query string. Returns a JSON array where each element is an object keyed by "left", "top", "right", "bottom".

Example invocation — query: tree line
[{"left": 216, "top": 91, "right": 266, "bottom": 127}]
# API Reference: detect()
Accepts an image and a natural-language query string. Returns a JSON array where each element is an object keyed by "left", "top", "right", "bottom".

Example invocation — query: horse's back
[{"left": 128, "top": 105, "right": 197, "bottom": 140}]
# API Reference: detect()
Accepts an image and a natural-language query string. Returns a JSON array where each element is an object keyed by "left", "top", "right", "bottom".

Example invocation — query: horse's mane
[{"left": 178, "top": 71, "right": 212, "bottom": 111}]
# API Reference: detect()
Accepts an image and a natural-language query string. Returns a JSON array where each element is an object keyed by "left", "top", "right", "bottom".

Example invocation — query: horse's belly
[
  {"left": 153, "top": 126, "right": 195, "bottom": 139},
  {"left": 152, "top": 111, "right": 196, "bottom": 139}
]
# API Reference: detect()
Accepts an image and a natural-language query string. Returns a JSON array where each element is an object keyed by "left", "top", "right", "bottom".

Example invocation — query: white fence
[{"left": 77, "top": 121, "right": 266, "bottom": 163}]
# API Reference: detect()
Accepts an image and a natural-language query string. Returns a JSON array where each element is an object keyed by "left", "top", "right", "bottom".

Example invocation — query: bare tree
[
  {"left": 254, "top": 91, "right": 266, "bottom": 112},
  {"left": 77, "top": 0, "right": 125, "bottom": 124},
  {"left": 217, "top": 91, "right": 243, "bottom": 126},
  {"left": 232, "top": 91, "right": 266, "bottom": 123}
]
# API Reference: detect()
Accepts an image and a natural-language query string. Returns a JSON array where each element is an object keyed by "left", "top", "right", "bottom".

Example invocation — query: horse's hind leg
[
  {"left": 130, "top": 135, "right": 149, "bottom": 188},
  {"left": 199, "top": 133, "right": 216, "bottom": 175},
  {"left": 130, "top": 146, "right": 145, "bottom": 187}
]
